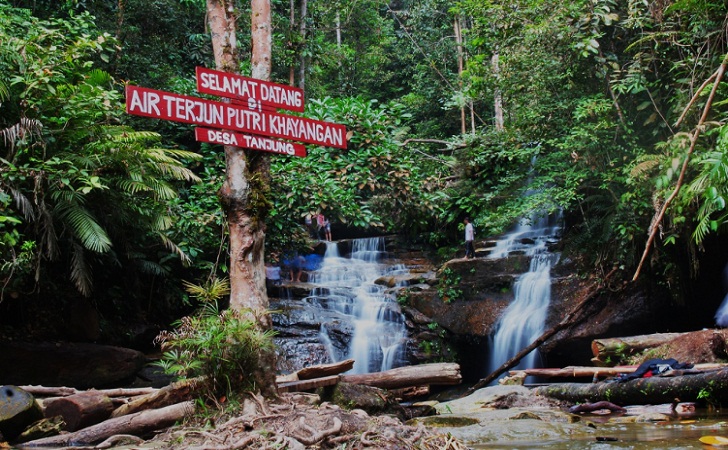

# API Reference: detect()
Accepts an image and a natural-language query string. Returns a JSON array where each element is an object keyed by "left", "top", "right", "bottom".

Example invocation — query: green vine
[{"left": 438, "top": 267, "right": 463, "bottom": 303}]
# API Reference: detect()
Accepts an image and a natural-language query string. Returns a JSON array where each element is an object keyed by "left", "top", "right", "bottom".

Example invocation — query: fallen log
[
  {"left": 43, "top": 391, "right": 114, "bottom": 431},
  {"left": 340, "top": 363, "right": 461, "bottom": 390},
  {"left": 390, "top": 385, "right": 430, "bottom": 401},
  {"left": 296, "top": 359, "right": 354, "bottom": 380},
  {"left": 591, "top": 333, "right": 687, "bottom": 362},
  {"left": 510, "top": 363, "right": 728, "bottom": 379},
  {"left": 19, "top": 386, "right": 156, "bottom": 398},
  {"left": 534, "top": 368, "right": 728, "bottom": 405},
  {"left": 278, "top": 375, "right": 340, "bottom": 393},
  {"left": 276, "top": 359, "right": 355, "bottom": 384},
  {"left": 110, "top": 377, "right": 201, "bottom": 418},
  {"left": 19, "top": 401, "right": 194, "bottom": 447}
]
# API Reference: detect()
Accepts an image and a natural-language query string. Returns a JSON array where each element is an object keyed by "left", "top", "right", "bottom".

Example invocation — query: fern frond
[
  {"left": 85, "top": 68, "right": 112, "bottom": 86},
  {"left": 630, "top": 158, "right": 661, "bottom": 178}
]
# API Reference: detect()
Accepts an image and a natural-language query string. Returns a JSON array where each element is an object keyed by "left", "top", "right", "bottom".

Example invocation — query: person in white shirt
[
  {"left": 464, "top": 217, "right": 475, "bottom": 259},
  {"left": 265, "top": 262, "right": 282, "bottom": 290}
]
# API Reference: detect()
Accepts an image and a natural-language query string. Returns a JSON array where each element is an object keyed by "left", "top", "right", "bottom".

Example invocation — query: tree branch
[{"left": 632, "top": 54, "right": 728, "bottom": 282}]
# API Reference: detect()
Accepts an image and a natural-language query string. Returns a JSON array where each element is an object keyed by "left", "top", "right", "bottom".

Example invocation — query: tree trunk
[
  {"left": 492, "top": 52, "right": 504, "bottom": 130},
  {"left": 207, "top": 0, "right": 277, "bottom": 397},
  {"left": 298, "top": 0, "right": 308, "bottom": 90},
  {"left": 535, "top": 368, "right": 728, "bottom": 405},
  {"left": 20, "top": 401, "right": 194, "bottom": 447},
  {"left": 289, "top": 0, "right": 296, "bottom": 85},
  {"left": 454, "top": 16, "right": 466, "bottom": 135}
]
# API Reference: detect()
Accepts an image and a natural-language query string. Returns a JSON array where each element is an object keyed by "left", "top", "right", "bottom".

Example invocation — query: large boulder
[{"left": 0, "top": 342, "right": 145, "bottom": 389}]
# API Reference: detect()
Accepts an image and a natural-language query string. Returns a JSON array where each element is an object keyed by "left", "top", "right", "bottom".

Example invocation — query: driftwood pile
[{"left": 3, "top": 362, "right": 463, "bottom": 449}]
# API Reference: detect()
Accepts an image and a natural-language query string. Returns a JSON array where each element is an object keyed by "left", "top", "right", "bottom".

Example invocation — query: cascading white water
[
  {"left": 487, "top": 213, "right": 562, "bottom": 377},
  {"left": 309, "top": 237, "right": 408, "bottom": 374}
]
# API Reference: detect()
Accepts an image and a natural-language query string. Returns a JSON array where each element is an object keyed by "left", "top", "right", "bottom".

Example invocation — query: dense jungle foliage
[{"left": 1, "top": 0, "right": 727, "bottom": 335}]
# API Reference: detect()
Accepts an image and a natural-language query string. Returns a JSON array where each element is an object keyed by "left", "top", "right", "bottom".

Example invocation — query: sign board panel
[
  {"left": 195, "top": 128, "right": 307, "bottom": 157},
  {"left": 196, "top": 67, "right": 305, "bottom": 112},
  {"left": 126, "top": 85, "right": 347, "bottom": 149}
]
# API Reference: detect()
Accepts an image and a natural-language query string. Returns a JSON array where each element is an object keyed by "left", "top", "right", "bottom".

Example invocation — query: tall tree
[{"left": 205, "top": 0, "right": 277, "bottom": 397}]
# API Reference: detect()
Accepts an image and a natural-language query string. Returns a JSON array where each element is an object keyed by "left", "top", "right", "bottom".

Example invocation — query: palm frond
[
  {"left": 134, "top": 259, "right": 169, "bottom": 277},
  {"left": 37, "top": 201, "right": 60, "bottom": 260},
  {"left": 115, "top": 179, "right": 152, "bottom": 195},
  {"left": 9, "top": 187, "right": 36, "bottom": 221},
  {"left": 142, "top": 177, "right": 178, "bottom": 201},
  {"left": 157, "top": 232, "right": 192, "bottom": 267},
  {"left": 69, "top": 242, "right": 93, "bottom": 297},
  {"left": 152, "top": 162, "right": 202, "bottom": 183},
  {"left": 150, "top": 214, "right": 174, "bottom": 232},
  {"left": 1, "top": 118, "right": 43, "bottom": 156},
  {"left": 54, "top": 203, "right": 112, "bottom": 253}
]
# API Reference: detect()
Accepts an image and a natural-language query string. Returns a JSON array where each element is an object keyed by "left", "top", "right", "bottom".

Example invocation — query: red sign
[
  {"left": 195, "top": 128, "right": 307, "bottom": 157},
  {"left": 196, "top": 67, "right": 304, "bottom": 112},
  {"left": 126, "top": 85, "right": 347, "bottom": 149}
]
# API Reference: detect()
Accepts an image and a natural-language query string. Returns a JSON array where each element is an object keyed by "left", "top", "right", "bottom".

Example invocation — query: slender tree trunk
[
  {"left": 206, "top": 0, "right": 277, "bottom": 398},
  {"left": 492, "top": 51, "right": 504, "bottom": 130},
  {"left": 336, "top": 11, "right": 341, "bottom": 48},
  {"left": 298, "top": 0, "right": 307, "bottom": 90},
  {"left": 289, "top": 0, "right": 296, "bottom": 85},
  {"left": 454, "top": 16, "right": 466, "bottom": 135}
]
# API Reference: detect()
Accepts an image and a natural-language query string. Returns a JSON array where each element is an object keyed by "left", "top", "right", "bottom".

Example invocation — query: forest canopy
[{"left": 1, "top": 0, "right": 727, "bottom": 327}]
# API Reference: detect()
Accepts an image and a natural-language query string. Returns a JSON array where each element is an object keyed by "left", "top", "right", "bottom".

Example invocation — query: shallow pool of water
[{"left": 474, "top": 416, "right": 728, "bottom": 449}]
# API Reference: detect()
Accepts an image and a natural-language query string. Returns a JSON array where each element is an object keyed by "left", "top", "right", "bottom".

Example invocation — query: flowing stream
[
  {"left": 487, "top": 213, "right": 562, "bottom": 377},
  {"left": 310, "top": 237, "right": 408, "bottom": 374}
]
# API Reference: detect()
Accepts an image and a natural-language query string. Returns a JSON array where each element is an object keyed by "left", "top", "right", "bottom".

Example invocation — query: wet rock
[
  {"left": 0, "top": 385, "right": 43, "bottom": 442},
  {"left": 318, "top": 382, "right": 399, "bottom": 416},
  {"left": 411, "top": 386, "right": 591, "bottom": 446}
]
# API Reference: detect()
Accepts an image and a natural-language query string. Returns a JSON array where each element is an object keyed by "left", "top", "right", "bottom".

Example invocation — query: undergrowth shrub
[{"left": 155, "top": 278, "right": 276, "bottom": 401}]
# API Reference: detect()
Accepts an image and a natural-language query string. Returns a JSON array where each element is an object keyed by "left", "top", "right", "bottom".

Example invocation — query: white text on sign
[
  {"left": 195, "top": 128, "right": 306, "bottom": 157},
  {"left": 196, "top": 67, "right": 304, "bottom": 112},
  {"left": 126, "top": 85, "right": 346, "bottom": 149}
]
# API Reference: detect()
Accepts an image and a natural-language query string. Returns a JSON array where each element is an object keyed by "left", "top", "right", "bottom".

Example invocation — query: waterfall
[
  {"left": 310, "top": 237, "right": 408, "bottom": 374},
  {"left": 487, "top": 213, "right": 562, "bottom": 378}
]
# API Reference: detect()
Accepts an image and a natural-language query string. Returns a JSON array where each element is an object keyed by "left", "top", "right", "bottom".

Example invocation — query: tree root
[
  {"left": 95, "top": 434, "right": 144, "bottom": 449},
  {"left": 289, "top": 416, "right": 342, "bottom": 446}
]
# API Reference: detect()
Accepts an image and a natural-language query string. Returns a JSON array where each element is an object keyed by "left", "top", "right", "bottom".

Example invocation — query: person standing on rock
[{"left": 464, "top": 217, "right": 475, "bottom": 259}]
